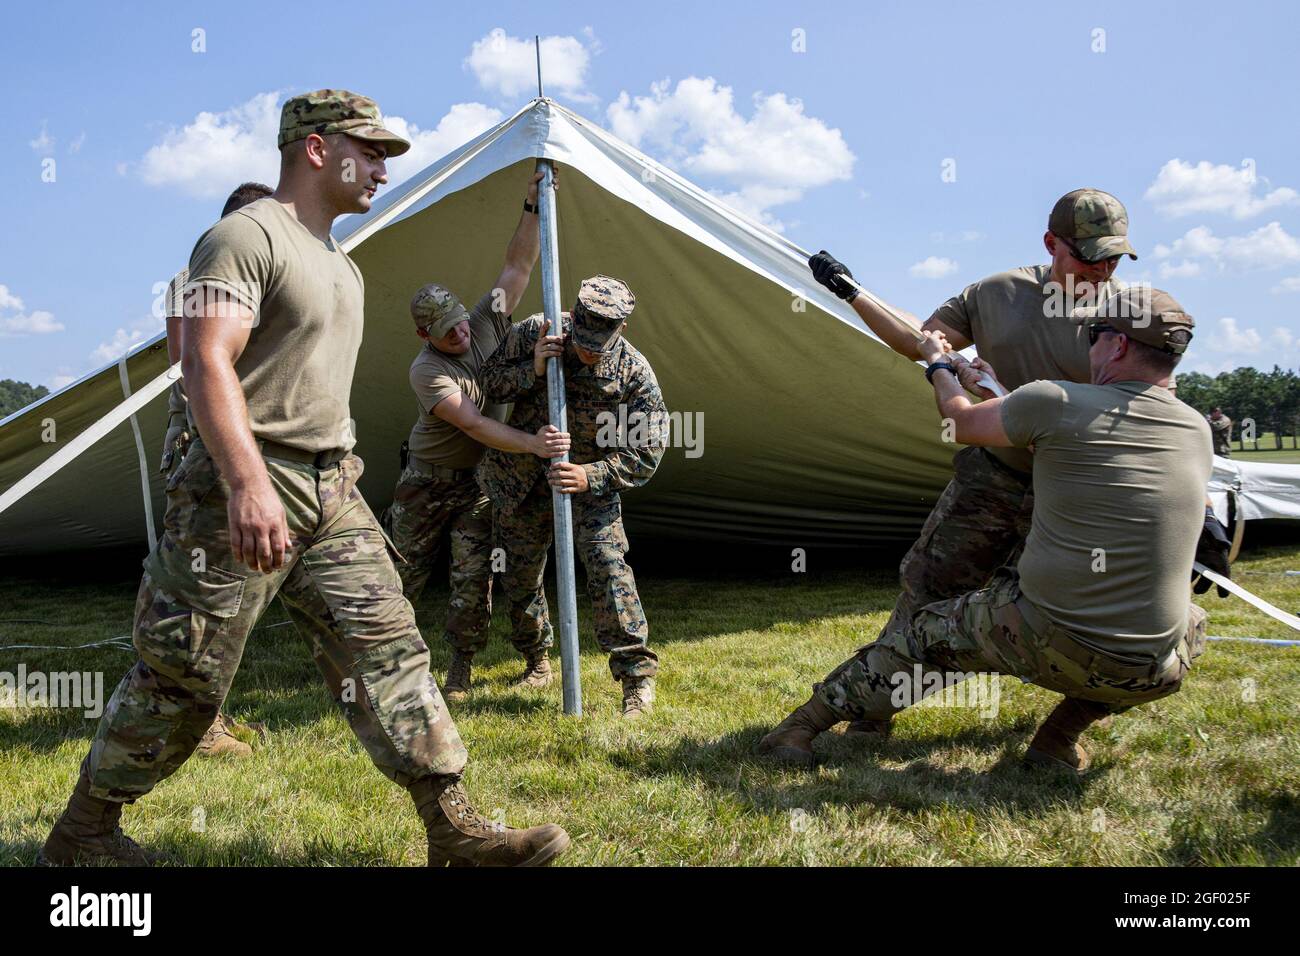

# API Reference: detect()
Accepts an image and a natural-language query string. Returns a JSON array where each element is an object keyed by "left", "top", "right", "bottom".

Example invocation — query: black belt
[
  {"left": 407, "top": 456, "right": 475, "bottom": 482},
  {"left": 259, "top": 439, "right": 348, "bottom": 469}
]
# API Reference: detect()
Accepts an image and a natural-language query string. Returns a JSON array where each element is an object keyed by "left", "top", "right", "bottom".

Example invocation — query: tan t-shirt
[
  {"left": 406, "top": 292, "right": 513, "bottom": 469},
  {"left": 187, "top": 198, "right": 364, "bottom": 455},
  {"left": 930, "top": 265, "right": 1097, "bottom": 473},
  {"left": 1000, "top": 379, "right": 1212, "bottom": 659}
]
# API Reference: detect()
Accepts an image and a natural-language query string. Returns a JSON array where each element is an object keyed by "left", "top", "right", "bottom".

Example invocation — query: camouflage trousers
[
  {"left": 382, "top": 465, "right": 549, "bottom": 658},
  {"left": 496, "top": 479, "right": 658, "bottom": 681},
  {"left": 85, "top": 441, "right": 467, "bottom": 802},
  {"left": 818, "top": 568, "right": 1207, "bottom": 720},
  {"left": 881, "top": 445, "right": 1035, "bottom": 643}
]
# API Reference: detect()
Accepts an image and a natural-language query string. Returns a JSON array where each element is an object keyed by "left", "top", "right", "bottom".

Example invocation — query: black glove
[
  {"left": 1192, "top": 507, "right": 1231, "bottom": 597},
  {"left": 809, "top": 250, "right": 860, "bottom": 302}
]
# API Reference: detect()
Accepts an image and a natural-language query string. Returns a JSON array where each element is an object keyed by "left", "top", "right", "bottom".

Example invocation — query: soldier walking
[{"left": 40, "top": 90, "right": 568, "bottom": 867}]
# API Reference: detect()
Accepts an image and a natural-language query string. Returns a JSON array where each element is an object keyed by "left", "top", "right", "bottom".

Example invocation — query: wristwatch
[
  {"left": 523, "top": 199, "right": 539, "bottom": 214},
  {"left": 925, "top": 361, "right": 958, "bottom": 384}
]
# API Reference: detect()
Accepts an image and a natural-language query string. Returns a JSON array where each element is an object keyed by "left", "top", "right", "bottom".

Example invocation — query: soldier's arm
[
  {"left": 490, "top": 171, "right": 547, "bottom": 317},
  {"left": 481, "top": 319, "right": 547, "bottom": 403},
  {"left": 920, "top": 331, "right": 1012, "bottom": 447},
  {"left": 434, "top": 391, "right": 569, "bottom": 459},
  {"left": 583, "top": 372, "right": 670, "bottom": 496}
]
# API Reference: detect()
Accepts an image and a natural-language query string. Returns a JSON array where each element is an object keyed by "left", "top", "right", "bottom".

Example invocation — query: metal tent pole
[{"left": 536, "top": 157, "right": 583, "bottom": 715}]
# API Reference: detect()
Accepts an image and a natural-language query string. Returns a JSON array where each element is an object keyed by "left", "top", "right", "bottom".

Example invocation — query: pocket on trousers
[{"left": 145, "top": 551, "right": 248, "bottom": 620}]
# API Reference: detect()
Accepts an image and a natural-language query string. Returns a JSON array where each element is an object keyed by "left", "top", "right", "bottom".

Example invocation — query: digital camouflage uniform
[{"left": 477, "top": 278, "right": 666, "bottom": 681}]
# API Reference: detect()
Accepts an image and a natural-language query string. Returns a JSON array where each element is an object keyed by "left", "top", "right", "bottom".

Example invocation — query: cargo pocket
[{"left": 135, "top": 558, "right": 248, "bottom": 694}]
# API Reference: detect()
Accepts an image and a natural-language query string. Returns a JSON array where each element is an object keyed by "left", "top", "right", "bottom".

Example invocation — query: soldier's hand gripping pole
[{"left": 536, "top": 158, "right": 583, "bottom": 716}]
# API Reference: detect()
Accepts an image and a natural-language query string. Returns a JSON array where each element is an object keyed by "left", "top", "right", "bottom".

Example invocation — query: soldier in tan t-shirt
[
  {"left": 807, "top": 188, "right": 1137, "bottom": 735},
  {"left": 159, "top": 181, "right": 272, "bottom": 761},
  {"left": 760, "top": 287, "right": 1211, "bottom": 776},
  {"left": 382, "top": 169, "right": 570, "bottom": 703}
]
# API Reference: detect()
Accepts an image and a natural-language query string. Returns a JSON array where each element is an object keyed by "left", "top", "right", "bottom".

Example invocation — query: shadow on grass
[
  {"left": 1166, "top": 787, "right": 1300, "bottom": 865},
  {"left": 0, "top": 833, "right": 414, "bottom": 868},
  {"left": 610, "top": 720, "right": 1104, "bottom": 819}
]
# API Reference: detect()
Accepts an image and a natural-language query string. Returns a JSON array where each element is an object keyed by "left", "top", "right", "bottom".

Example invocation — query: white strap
[
  {"left": 0, "top": 364, "right": 176, "bottom": 519},
  {"left": 1194, "top": 561, "right": 1300, "bottom": 632}
]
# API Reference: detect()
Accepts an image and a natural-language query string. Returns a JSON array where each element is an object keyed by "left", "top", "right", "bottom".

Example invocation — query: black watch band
[
  {"left": 925, "top": 361, "right": 958, "bottom": 384},
  {"left": 523, "top": 199, "right": 539, "bottom": 214}
]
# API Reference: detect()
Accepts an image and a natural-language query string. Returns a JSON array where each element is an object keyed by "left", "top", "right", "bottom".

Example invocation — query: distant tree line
[
  {"left": 0, "top": 379, "right": 49, "bottom": 418},
  {"left": 1177, "top": 366, "right": 1300, "bottom": 450}
]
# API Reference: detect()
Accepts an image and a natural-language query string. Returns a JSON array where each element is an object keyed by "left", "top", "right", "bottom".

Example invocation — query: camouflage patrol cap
[
  {"left": 571, "top": 275, "right": 635, "bottom": 353},
  {"left": 278, "top": 89, "right": 411, "bottom": 157},
  {"left": 1070, "top": 286, "right": 1194, "bottom": 354},
  {"left": 1048, "top": 188, "right": 1138, "bottom": 262},
  {"left": 410, "top": 284, "right": 469, "bottom": 337}
]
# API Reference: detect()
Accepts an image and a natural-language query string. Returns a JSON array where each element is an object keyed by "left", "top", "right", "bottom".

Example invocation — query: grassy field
[
  {"left": 2, "top": 544, "right": 1297, "bottom": 867},
  {"left": 1229, "top": 432, "right": 1300, "bottom": 465}
]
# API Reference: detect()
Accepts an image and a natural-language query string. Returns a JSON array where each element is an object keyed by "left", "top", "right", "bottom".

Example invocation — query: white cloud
[
  {"left": 89, "top": 316, "right": 165, "bottom": 365},
  {"left": 1158, "top": 260, "right": 1202, "bottom": 279},
  {"left": 607, "top": 76, "right": 854, "bottom": 228},
  {"left": 1146, "top": 159, "right": 1298, "bottom": 220},
  {"left": 0, "top": 310, "right": 63, "bottom": 337},
  {"left": 1272, "top": 276, "right": 1300, "bottom": 294},
  {"left": 29, "top": 121, "right": 52, "bottom": 152},
  {"left": 0, "top": 284, "right": 63, "bottom": 337},
  {"left": 138, "top": 92, "right": 281, "bottom": 200},
  {"left": 49, "top": 370, "right": 76, "bottom": 390},
  {"left": 68, "top": 132, "right": 86, "bottom": 154},
  {"left": 136, "top": 92, "right": 503, "bottom": 200},
  {"left": 381, "top": 103, "right": 503, "bottom": 184},
  {"left": 0, "top": 284, "right": 24, "bottom": 311},
  {"left": 929, "top": 230, "right": 983, "bottom": 244},
  {"left": 909, "top": 256, "right": 959, "bottom": 279},
  {"left": 1206, "top": 317, "right": 1262, "bottom": 355},
  {"left": 465, "top": 28, "right": 594, "bottom": 100},
  {"left": 1152, "top": 222, "right": 1300, "bottom": 273}
]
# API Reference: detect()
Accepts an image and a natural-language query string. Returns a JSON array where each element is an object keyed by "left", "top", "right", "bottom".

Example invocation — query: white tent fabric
[
  {"left": 2, "top": 98, "right": 1298, "bottom": 559},
  {"left": 1208, "top": 456, "right": 1300, "bottom": 526}
]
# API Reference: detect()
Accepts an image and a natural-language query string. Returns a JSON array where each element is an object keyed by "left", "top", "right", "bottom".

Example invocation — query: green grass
[
  {"left": 2, "top": 545, "right": 1298, "bottom": 867},
  {"left": 1230, "top": 432, "right": 1300, "bottom": 464}
]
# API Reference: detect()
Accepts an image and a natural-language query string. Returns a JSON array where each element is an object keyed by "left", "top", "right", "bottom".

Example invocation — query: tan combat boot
[
  {"left": 510, "top": 651, "right": 554, "bottom": 689},
  {"left": 443, "top": 651, "right": 473, "bottom": 703},
  {"left": 754, "top": 694, "right": 842, "bottom": 768},
  {"left": 195, "top": 712, "right": 253, "bottom": 758},
  {"left": 410, "top": 776, "right": 570, "bottom": 867},
  {"left": 621, "top": 676, "right": 655, "bottom": 719},
  {"left": 37, "top": 767, "right": 155, "bottom": 866},
  {"left": 844, "top": 718, "right": 893, "bottom": 739},
  {"left": 1025, "top": 697, "right": 1113, "bottom": 775}
]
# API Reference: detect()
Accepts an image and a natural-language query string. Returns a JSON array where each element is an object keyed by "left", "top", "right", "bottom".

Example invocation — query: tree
[{"left": 0, "top": 379, "right": 50, "bottom": 418}]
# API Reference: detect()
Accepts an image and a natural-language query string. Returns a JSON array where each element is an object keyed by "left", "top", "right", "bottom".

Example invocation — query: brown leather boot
[
  {"left": 37, "top": 767, "right": 155, "bottom": 866},
  {"left": 195, "top": 712, "right": 253, "bottom": 758},
  {"left": 510, "top": 651, "right": 553, "bottom": 689},
  {"left": 844, "top": 718, "right": 892, "bottom": 739},
  {"left": 754, "top": 694, "right": 842, "bottom": 768},
  {"left": 1025, "top": 697, "right": 1113, "bottom": 775},
  {"left": 621, "top": 676, "right": 655, "bottom": 718},
  {"left": 443, "top": 651, "right": 472, "bottom": 703},
  {"left": 410, "top": 776, "right": 570, "bottom": 867}
]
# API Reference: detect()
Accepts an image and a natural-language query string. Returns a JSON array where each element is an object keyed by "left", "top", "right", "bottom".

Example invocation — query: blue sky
[{"left": 2, "top": 0, "right": 1298, "bottom": 390}]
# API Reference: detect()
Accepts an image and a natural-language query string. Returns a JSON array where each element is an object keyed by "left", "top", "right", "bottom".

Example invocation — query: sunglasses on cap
[
  {"left": 1060, "top": 236, "right": 1123, "bottom": 266},
  {"left": 1087, "top": 322, "right": 1124, "bottom": 346}
]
